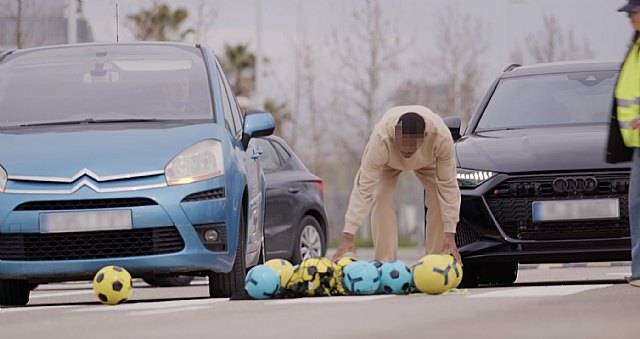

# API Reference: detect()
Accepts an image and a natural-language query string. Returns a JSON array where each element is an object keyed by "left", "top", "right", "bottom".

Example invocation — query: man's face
[{"left": 395, "top": 129, "right": 425, "bottom": 158}]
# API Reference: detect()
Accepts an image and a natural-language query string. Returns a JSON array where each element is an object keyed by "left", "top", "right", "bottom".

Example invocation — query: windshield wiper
[{"left": 18, "top": 118, "right": 166, "bottom": 127}]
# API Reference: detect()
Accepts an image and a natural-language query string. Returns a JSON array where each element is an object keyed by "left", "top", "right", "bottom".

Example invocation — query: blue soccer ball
[
  {"left": 245, "top": 265, "right": 280, "bottom": 300},
  {"left": 342, "top": 261, "right": 380, "bottom": 295},
  {"left": 379, "top": 260, "right": 413, "bottom": 294}
]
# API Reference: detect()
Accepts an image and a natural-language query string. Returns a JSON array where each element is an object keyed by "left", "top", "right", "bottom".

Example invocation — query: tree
[
  {"left": 393, "top": 6, "right": 488, "bottom": 125},
  {"left": 221, "top": 43, "right": 256, "bottom": 98},
  {"left": 513, "top": 14, "right": 594, "bottom": 64},
  {"left": 263, "top": 98, "right": 291, "bottom": 137},
  {"left": 331, "top": 0, "right": 409, "bottom": 160},
  {"left": 1, "top": 0, "right": 37, "bottom": 49},
  {"left": 127, "top": 3, "right": 194, "bottom": 41}
]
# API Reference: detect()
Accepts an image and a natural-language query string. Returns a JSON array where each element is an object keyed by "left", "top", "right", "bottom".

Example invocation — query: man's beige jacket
[{"left": 343, "top": 105, "right": 461, "bottom": 235}]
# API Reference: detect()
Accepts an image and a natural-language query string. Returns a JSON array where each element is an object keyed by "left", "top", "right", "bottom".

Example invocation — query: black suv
[{"left": 447, "top": 61, "right": 629, "bottom": 287}]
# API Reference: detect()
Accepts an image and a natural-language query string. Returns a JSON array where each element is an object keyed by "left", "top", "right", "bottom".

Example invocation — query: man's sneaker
[{"left": 629, "top": 279, "right": 640, "bottom": 287}]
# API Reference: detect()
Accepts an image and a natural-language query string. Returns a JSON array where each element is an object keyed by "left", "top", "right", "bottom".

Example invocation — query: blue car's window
[
  {"left": 476, "top": 71, "right": 617, "bottom": 131},
  {"left": 0, "top": 45, "right": 213, "bottom": 127}
]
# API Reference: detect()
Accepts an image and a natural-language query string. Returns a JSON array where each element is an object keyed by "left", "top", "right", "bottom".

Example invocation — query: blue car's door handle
[{"left": 251, "top": 148, "right": 263, "bottom": 160}]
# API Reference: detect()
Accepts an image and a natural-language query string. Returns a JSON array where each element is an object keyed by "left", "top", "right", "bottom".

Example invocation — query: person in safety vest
[
  {"left": 331, "top": 105, "right": 462, "bottom": 265},
  {"left": 606, "top": 0, "right": 640, "bottom": 287}
]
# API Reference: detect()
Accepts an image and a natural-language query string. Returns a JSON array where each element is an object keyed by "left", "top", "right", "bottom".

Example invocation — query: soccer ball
[
  {"left": 413, "top": 254, "right": 456, "bottom": 294},
  {"left": 335, "top": 257, "right": 357, "bottom": 269},
  {"left": 92, "top": 265, "right": 133, "bottom": 305},
  {"left": 442, "top": 255, "right": 463, "bottom": 289},
  {"left": 379, "top": 260, "right": 413, "bottom": 295},
  {"left": 286, "top": 257, "right": 336, "bottom": 296},
  {"left": 264, "top": 258, "right": 295, "bottom": 287},
  {"left": 245, "top": 265, "right": 280, "bottom": 300},
  {"left": 342, "top": 261, "right": 380, "bottom": 295}
]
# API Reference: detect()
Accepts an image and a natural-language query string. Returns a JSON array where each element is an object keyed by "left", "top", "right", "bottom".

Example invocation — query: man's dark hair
[{"left": 397, "top": 112, "right": 425, "bottom": 136}]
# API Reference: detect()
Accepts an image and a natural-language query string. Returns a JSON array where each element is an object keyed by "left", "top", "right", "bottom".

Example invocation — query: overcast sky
[{"left": 81, "top": 0, "right": 633, "bottom": 108}]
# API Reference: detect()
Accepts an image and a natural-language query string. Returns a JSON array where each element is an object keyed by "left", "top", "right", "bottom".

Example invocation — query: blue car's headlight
[
  {"left": 165, "top": 140, "right": 225, "bottom": 185},
  {"left": 456, "top": 168, "right": 496, "bottom": 188},
  {"left": 0, "top": 165, "right": 6, "bottom": 192}
]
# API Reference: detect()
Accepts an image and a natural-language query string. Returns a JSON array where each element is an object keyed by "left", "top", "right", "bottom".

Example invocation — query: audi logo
[{"left": 552, "top": 176, "right": 598, "bottom": 194}]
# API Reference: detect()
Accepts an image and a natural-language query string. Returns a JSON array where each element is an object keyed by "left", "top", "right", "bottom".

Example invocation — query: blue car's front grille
[
  {"left": 0, "top": 227, "right": 184, "bottom": 261},
  {"left": 181, "top": 188, "right": 225, "bottom": 202},
  {"left": 14, "top": 198, "right": 157, "bottom": 211}
]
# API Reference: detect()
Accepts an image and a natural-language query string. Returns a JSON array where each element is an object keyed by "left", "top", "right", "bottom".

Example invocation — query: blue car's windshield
[
  {"left": 476, "top": 70, "right": 617, "bottom": 132},
  {"left": 0, "top": 44, "right": 213, "bottom": 128}
]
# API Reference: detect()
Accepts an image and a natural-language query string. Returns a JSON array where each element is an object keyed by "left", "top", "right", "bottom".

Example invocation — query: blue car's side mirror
[{"left": 242, "top": 110, "right": 275, "bottom": 149}]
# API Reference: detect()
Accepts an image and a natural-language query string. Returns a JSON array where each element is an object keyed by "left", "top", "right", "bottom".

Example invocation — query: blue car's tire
[
  {"left": 209, "top": 207, "right": 247, "bottom": 298},
  {"left": 0, "top": 279, "right": 30, "bottom": 306}
]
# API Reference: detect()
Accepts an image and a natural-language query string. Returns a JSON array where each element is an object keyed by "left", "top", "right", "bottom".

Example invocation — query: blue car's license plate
[
  {"left": 532, "top": 198, "right": 619, "bottom": 222},
  {"left": 40, "top": 210, "right": 132, "bottom": 233}
]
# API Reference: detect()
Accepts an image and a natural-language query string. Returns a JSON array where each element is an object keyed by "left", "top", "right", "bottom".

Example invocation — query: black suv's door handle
[{"left": 288, "top": 187, "right": 300, "bottom": 194}]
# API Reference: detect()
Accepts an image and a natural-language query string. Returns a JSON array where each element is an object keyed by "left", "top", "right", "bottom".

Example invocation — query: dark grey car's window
[
  {"left": 252, "top": 138, "right": 282, "bottom": 172},
  {"left": 476, "top": 71, "right": 617, "bottom": 131},
  {"left": 0, "top": 45, "right": 213, "bottom": 127},
  {"left": 272, "top": 140, "right": 291, "bottom": 163}
]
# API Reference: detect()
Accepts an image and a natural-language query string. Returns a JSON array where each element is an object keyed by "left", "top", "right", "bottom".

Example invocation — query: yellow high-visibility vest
[{"left": 616, "top": 39, "right": 640, "bottom": 147}]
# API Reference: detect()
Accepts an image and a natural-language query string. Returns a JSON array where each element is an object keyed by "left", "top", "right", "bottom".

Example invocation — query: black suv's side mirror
[{"left": 442, "top": 116, "right": 462, "bottom": 141}]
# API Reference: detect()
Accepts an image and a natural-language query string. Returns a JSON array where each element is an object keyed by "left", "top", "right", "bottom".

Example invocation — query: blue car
[{"left": 0, "top": 42, "right": 275, "bottom": 305}]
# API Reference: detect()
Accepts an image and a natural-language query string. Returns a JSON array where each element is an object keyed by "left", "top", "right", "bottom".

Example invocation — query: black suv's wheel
[
  {"left": 458, "top": 263, "right": 480, "bottom": 288},
  {"left": 480, "top": 263, "right": 518, "bottom": 285},
  {"left": 0, "top": 279, "right": 30, "bottom": 306},
  {"left": 209, "top": 207, "right": 246, "bottom": 298},
  {"left": 291, "top": 216, "right": 325, "bottom": 264}
]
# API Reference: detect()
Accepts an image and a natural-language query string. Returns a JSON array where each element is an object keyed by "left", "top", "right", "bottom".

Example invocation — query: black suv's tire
[
  {"left": 458, "top": 263, "right": 480, "bottom": 288},
  {"left": 291, "top": 216, "right": 325, "bottom": 264},
  {"left": 209, "top": 207, "right": 247, "bottom": 298},
  {"left": 480, "top": 263, "right": 518, "bottom": 285},
  {"left": 0, "top": 279, "right": 30, "bottom": 306}
]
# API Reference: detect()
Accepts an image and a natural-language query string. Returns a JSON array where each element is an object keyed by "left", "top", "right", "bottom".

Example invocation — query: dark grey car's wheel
[
  {"left": 0, "top": 279, "right": 30, "bottom": 306},
  {"left": 209, "top": 206, "right": 246, "bottom": 298},
  {"left": 291, "top": 216, "right": 325, "bottom": 264},
  {"left": 143, "top": 276, "right": 194, "bottom": 287}
]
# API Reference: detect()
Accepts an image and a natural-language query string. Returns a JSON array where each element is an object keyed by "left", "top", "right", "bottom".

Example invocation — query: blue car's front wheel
[{"left": 208, "top": 205, "right": 247, "bottom": 298}]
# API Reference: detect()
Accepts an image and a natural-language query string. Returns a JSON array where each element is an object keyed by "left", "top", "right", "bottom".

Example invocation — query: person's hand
[
  {"left": 630, "top": 116, "right": 640, "bottom": 129},
  {"left": 331, "top": 232, "right": 357, "bottom": 261},
  {"left": 443, "top": 232, "right": 462, "bottom": 266}
]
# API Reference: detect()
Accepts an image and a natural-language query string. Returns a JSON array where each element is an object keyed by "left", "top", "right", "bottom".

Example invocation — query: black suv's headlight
[{"left": 456, "top": 168, "right": 496, "bottom": 188}]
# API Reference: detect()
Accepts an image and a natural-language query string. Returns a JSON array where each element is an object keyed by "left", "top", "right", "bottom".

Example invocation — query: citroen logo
[{"left": 552, "top": 176, "right": 598, "bottom": 194}]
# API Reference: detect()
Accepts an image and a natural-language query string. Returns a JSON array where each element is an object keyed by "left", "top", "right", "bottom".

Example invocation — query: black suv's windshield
[
  {"left": 0, "top": 44, "right": 213, "bottom": 128},
  {"left": 476, "top": 70, "right": 617, "bottom": 131}
]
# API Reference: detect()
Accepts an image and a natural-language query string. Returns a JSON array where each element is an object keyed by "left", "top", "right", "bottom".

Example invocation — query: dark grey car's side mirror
[
  {"left": 442, "top": 116, "right": 462, "bottom": 141},
  {"left": 242, "top": 110, "right": 275, "bottom": 149}
]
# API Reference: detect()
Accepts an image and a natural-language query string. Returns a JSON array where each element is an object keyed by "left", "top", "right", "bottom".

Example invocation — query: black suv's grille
[
  {"left": 486, "top": 173, "right": 630, "bottom": 241},
  {"left": 0, "top": 227, "right": 184, "bottom": 261},
  {"left": 455, "top": 219, "right": 480, "bottom": 247},
  {"left": 15, "top": 198, "right": 157, "bottom": 211}
]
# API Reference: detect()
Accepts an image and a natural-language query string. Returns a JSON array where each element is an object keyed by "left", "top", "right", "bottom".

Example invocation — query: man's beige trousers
[{"left": 371, "top": 169, "right": 446, "bottom": 261}]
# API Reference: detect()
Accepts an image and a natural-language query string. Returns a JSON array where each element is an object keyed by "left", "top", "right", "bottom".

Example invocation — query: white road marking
[
  {"left": 69, "top": 298, "right": 228, "bottom": 313},
  {"left": 30, "top": 290, "right": 94, "bottom": 299},
  {"left": 606, "top": 272, "right": 630, "bottom": 276},
  {"left": 266, "top": 295, "right": 393, "bottom": 305},
  {"left": 468, "top": 284, "right": 611, "bottom": 298},
  {"left": 0, "top": 305, "right": 75, "bottom": 313},
  {"left": 130, "top": 305, "right": 210, "bottom": 316}
]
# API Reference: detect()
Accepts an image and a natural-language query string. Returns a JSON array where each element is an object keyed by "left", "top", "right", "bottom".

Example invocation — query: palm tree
[
  {"left": 221, "top": 43, "right": 256, "bottom": 97},
  {"left": 127, "top": 3, "right": 194, "bottom": 41}
]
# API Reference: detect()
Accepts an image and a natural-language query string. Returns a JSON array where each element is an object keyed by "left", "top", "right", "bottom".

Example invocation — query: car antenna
[{"left": 115, "top": 3, "right": 119, "bottom": 42}]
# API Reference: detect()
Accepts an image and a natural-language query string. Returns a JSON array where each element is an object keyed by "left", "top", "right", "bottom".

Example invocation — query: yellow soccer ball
[
  {"left": 335, "top": 257, "right": 357, "bottom": 269},
  {"left": 92, "top": 265, "right": 133, "bottom": 305},
  {"left": 265, "top": 258, "right": 295, "bottom": 287},
  {"left": 413, "top": 255, "right": 455, "bottom": 295},
  {"left": 441, "top": 255, "right": 463, "bottom": 289},
  {"left": 286, "top": 257, "right": 336, "bottom": 296}
]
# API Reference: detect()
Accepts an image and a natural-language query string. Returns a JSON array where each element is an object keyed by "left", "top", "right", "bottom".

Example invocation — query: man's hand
[
  {"left": 630, "top": 116, "right": 640, "bottom": 129},
  {"left": 443, "top": 232, "right": 462, "bottom": 266},
  {"left": 331, "top": 232, "right": 357, "bottom": 261}
]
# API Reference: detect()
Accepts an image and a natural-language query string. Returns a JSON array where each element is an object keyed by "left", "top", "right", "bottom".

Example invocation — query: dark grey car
[{"left": 252, "top": 136, "right": 328, "bottom": 264}]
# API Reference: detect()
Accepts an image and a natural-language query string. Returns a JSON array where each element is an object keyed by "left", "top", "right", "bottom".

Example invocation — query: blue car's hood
[
  {"left": 0, "top": 123, "right": 226, "bottom": 177},
  {"left": 455, "top": 125, "right": 629, "bottom": 173}
]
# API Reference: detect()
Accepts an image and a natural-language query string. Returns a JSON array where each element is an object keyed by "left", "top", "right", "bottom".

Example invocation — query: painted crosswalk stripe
[
  {"left": 30, "top": 290, "right": 95, "bottom": 299},
  {"left": 131, "top": 305, "right": 211, "bottom": 316},
  {"left": 468, "top": 284, "right": 611, "bottom": 298},
  {"left": 69, "top": 298, "right": 228, "bottom": 313}
]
